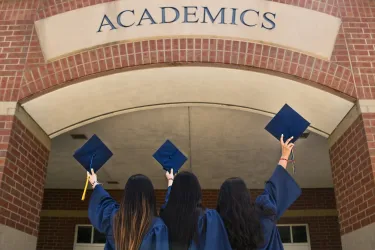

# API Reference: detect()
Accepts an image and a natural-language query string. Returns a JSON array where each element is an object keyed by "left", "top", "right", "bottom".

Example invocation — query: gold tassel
[{"left": 81, "top": 175, "right": 89, "bottom": 201}]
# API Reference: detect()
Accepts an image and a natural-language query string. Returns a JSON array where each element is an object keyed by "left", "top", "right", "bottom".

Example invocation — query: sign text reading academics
[{"left": 98, "top": 6, "right": 276, "bottom": 32}]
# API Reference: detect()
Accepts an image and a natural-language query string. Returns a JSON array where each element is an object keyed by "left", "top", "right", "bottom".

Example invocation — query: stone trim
[
  {"left": 0, "top": 102, "right": 50, "bottom": 149},
  {"left": 0, "top": 224, "right": 38, "bottom": 250},
  {"left": 329, "top": 99, "right": 375, "bottom": 147},
  {"left": 341, "top": 223, "right": 375, "bottom": 250},
  {"left": 328, "top": 103, "right": 360, "bottom": 148}
]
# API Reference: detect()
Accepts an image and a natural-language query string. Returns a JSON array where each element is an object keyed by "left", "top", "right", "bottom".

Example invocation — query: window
[
  {"left": 278, "top": 226, "right": 292, "bottom": 243},
  {"left": 276, "top": 224, "right": 310, "bottom": 244},
  {"left": 75, "top": 225, "right": 106, "bottom": 245}
]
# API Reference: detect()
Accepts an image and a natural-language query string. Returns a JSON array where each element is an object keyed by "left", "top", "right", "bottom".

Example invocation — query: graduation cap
[
  {"left": 153, "top": 140, "right": 187, "bottom": 173},
  {"left": 73, "top": 134, "right": 113, "bottom": 200},
  {"left": 265, "top": 104, "right": 310, "bottom": 173}
]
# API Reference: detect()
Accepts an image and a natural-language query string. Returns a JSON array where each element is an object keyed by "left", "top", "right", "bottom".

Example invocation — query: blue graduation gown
[
  {"left": 162, "top": 187, "right": 232, "bottom": 250},
  {"left": 256, "top": 165, "right": 301, "bottom": 250},
  {"left": 88, "top": 185, "right": 169, "bottom": 250}
]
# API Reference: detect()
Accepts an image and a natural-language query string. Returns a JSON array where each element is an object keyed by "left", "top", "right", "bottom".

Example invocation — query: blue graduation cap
[
  {"left": 265, "top": 104, "right": 310, "bottom": 173},
  {"left": 153, "top": 140, "right": 187, "bottom": 173},
  {"left": 265, "top": 104, "right": 310, "bottom": 143},
  {"left": 73, "top": 134, "right": 113, "bottom": 200}
]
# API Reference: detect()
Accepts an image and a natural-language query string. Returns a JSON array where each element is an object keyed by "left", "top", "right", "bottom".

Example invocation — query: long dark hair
[
  {"left": 160, "top": 171, "right": 204, "bottom": 250},
  {"left": 113, "top": 174, "right": 157, "bottom": 250},
  {"left": 216, "top": 177, "right": 265, "bottom": 250}
]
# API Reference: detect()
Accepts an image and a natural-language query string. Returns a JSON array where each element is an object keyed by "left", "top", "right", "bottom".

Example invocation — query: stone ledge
[
  {"left": 0, "top": 102, "right": 51, "bottom": 149},
  {"left": 328, "top": 99, "right": 375, "bottom": 148}
]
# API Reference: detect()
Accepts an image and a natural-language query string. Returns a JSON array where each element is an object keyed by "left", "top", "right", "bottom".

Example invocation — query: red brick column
[
  {"left": 0, "top": 114, "right": 50, "bottom": 250},
  {"left": 329, "top": 112, "right": 375, "bottom": 249}
]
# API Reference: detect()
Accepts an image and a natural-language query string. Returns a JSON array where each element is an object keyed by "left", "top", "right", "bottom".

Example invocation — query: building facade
[{"left": 0, "top": 0, "right": 375, "bottom": 250}]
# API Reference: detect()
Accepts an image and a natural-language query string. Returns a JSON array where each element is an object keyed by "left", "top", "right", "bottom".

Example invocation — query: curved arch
[
  {"left": 20, "top": 38, "right": 355, "bottom": 101},
  {"left": 21, "top": 66, "right": 354, "bottom": 138},
  {"left": 37, "top": 102, "right": 332, "bottom": 138}
]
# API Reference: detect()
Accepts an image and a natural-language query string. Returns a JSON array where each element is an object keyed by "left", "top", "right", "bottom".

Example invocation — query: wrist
[
  {"left": 167, "top": 179, "right": 173, "bottom": 187},
  {"left": 92, "top": 181, "right": 100, "bottom": 189},
  {"left": 281, "top": 155, "right": 290, "bottom": 160}
]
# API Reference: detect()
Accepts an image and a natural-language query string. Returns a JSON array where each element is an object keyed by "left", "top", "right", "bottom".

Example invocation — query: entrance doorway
[
  {"left": 46, "top": 106, "right": 332, "bottom": 190},
  {"left": 42, "top": 105, "right": 332, "bottom": 250}
]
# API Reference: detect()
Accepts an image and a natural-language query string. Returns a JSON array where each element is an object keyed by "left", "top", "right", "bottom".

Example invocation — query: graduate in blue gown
[
  {"left": 255, "top": 135, "right": 302, "bottom": 250},
  {"left": 216, "top": 135, "right": 301, "bottom": 250},
  {"left": 160, "top": 169, "right": 232, "bottom": 250},
  {"left": 216, "top": 177, "right": 265, "bottom": 250},
  {"left": 87, "top": 170, "right": 169, "bottom": 250}
]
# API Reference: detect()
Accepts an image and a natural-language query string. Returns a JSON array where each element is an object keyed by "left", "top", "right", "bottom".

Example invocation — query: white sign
[{"left": 35, "top": 0, "right": 341, "bottom": 61}]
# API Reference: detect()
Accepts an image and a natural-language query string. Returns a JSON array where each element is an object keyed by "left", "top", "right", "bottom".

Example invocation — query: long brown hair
[
  {"left": 113, "top": 174, "right": 157, "bottom": 250},
  {"left": 217, "top": 177, "right": 268, "bottom": 250}
]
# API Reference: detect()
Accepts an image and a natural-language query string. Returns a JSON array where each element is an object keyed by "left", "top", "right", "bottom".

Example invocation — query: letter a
[{"left": 97, "top": 15, "right": 117, "bottom": 32}]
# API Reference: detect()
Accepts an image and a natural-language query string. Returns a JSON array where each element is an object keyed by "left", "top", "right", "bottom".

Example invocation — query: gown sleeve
[
  {"left": 160, "top": 186, "right": 172, "bottom": 212},
  {"left": 198, "top": 209, "right": 232, "bottom": 250},
  {"left": 256, "top": 165, "right": 301, "bottom": 220},
  {"left": 141, "top": 219, "right": 169, "bottom": 250},
  {"left": 88, "top": 185, "right": 119, "bottom": 234}
]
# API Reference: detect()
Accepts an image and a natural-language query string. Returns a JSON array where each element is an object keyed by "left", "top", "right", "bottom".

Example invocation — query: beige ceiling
[
  {"left": 46, "top": 106, "right": 333, "bottom": 190},
  {"left": 22, "top": 67, "right": 353, "bottom": 138}
]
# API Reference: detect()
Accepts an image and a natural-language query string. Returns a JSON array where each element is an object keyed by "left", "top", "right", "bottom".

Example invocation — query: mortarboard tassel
[
  {"left": 81, "top": 154, "right": 96, "bottom": 201},
  {"left": 81, "top": 175, "right": 89, "bottom": 201},
  {"left": 291, "top": 149, "right": 296, "bottom": 174}
]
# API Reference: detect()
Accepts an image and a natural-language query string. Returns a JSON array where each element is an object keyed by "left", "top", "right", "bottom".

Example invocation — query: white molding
[
  {"left": 0, "top": 102, "right": 51, "bottom": 149},
  {"left": 14, "top": 106, "right": 51, "bottom": 149},
  {"left": 341, "top": 223, "right": 375, "bottom": 250},
  {"left": 0, "top": 102, "right": 17, "bottom": 115},
  {"left": 0, "top": 224, "right": 37, "bottom": 250},
  {"left": 358, "top": 99, "right": 375, "bottom": 113},
  {"left": 328, "top": 104, "right": 360, "bottom": 148},
  {"left": 328, "top": 99, "right": 375, "bottom": 148}
]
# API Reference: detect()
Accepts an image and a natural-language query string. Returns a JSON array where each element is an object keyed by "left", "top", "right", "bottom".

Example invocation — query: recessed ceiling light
[
  {"left": 300, "top": 132, "right": 310, "bottom": 139},
  {"left": 107, "top": 181, "right": 119, "bottom": 184},
  {"left": 70, "top": 134, "right": 87, "bottom": 140}
]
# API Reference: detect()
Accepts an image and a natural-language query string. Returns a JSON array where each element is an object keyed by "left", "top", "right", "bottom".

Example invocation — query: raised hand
[
  {"left": 87, "top": 168, "right": 98, "bottom": 187},
  {"left": 279, "top": 134, "right": 294, "bottom": 169},
  {"left": 165, "top": 169, "right": 174, "bottom": 187}
]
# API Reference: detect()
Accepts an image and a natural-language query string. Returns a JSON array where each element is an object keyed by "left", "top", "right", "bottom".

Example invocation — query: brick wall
[
  {"left": 37, "top": 217, "right": 90, "bottom": 250},
  {"left": 41, "top": 188, "right": 337, "bottom": 211},
  {"left": 0, "top": 115, "right": 49, "bottom": 236},
  {"left": 1, "top": 0, "right": 373, "bottom": 101},
  {"left": 0, "top": 0, "right": 43, "bottom": 101},
  {"left": 37, "top": 188, "right": 341, "bottom": 250},
  {"left": 334, "top": 0, "right": 375, "bottom": 98},
  {"left": 329, "top": 114, "right": 375, "bottom": 235},
  {"left": 278, "top": 216, "right": 342, "bottom": 250},
  {"left": 1, "top": 0, "right": 357, "bottom": 102}
]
